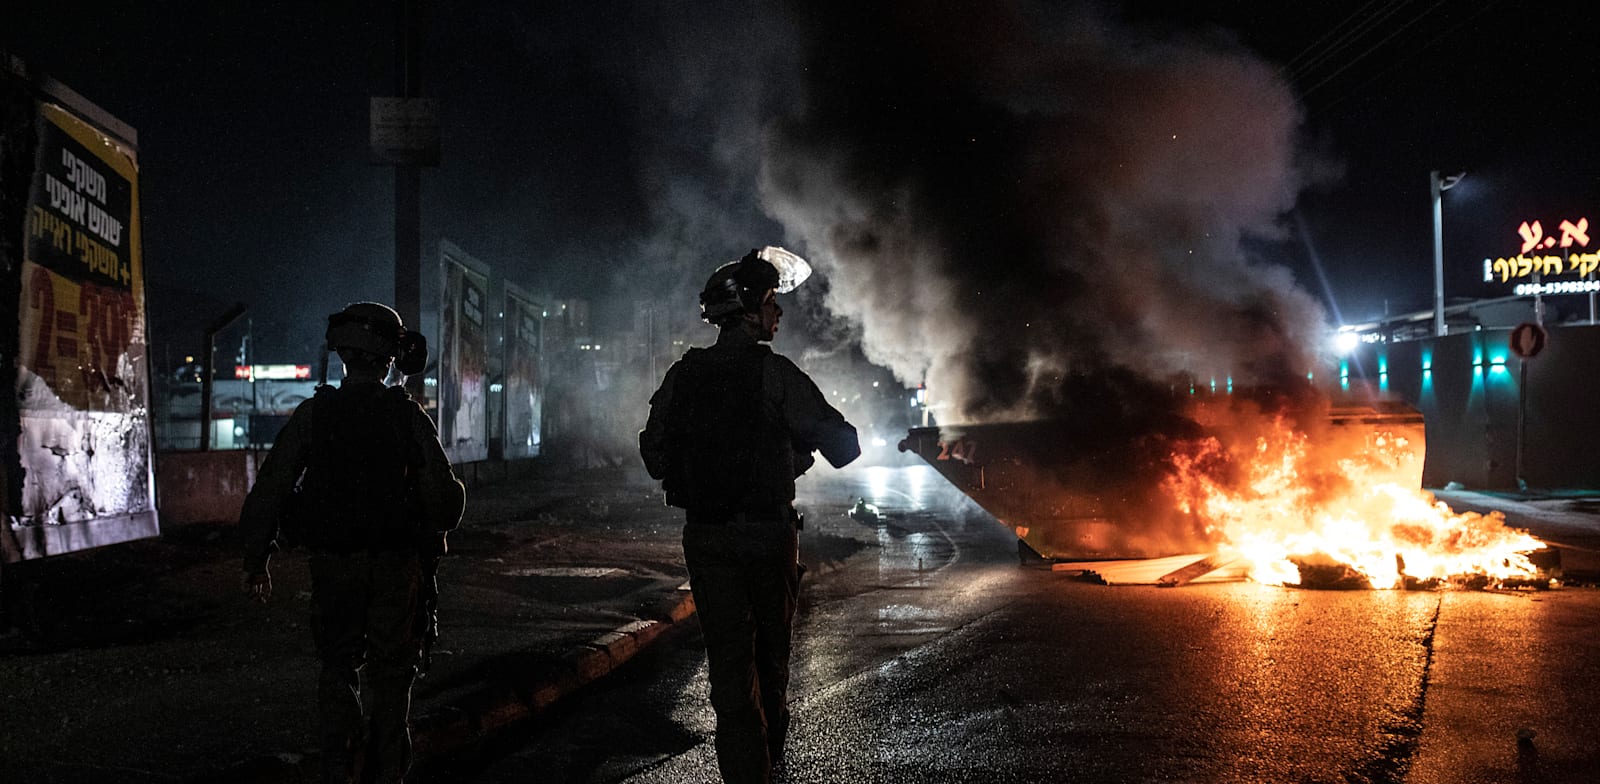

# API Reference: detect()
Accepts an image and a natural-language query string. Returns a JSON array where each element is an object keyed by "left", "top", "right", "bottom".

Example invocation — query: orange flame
[{"left": 1163, "top": 399, "right": 1546, "bottom": 589}]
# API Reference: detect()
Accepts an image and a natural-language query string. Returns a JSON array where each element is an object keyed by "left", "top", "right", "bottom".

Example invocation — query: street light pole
[{"left": 1431, "top": 170, "right": 1464, "bottom": 337}]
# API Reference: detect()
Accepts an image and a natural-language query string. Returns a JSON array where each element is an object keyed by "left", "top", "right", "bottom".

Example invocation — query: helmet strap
[{"left": 724, "top": 310, "right": 766, "bottom": 340}]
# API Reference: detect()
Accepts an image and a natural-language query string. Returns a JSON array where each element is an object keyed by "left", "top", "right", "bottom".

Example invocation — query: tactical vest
[
  {"left": 284, "top": 384, "right": 425, "bottom": 553},
  {"left": 661, "top": 345, "right": 796, "bottom": 512}
]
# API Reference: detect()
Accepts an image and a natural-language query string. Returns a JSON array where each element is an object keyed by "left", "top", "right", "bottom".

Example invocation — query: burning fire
[{"left": 1164, "top": 400, "right": 1547, "bottom": 589}]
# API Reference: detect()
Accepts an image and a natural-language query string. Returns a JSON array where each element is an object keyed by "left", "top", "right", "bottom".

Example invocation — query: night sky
[{"left": 5, "top": 1, "right": 1596, "bottom": 399}]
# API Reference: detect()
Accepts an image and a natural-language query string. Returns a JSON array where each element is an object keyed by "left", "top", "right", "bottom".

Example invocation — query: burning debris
[
  {"left": 1162, "top": 392, "right": 1548, "bottom": 590},
  {"left": 903, "top": 385, "right": 1550, "bottom": 590}
]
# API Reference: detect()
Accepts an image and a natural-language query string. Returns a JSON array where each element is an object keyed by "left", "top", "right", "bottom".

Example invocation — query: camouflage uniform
[
  {"left": 641, "top": 327, "right": 859, "bottom": 783},
  {"left": 241, "top": 380, "right": 461, "bottom": 784}
]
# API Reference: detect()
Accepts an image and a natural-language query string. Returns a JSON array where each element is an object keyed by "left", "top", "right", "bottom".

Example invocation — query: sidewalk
[{"left": 0, "top": 465, "right": 705, "bottom": 784}]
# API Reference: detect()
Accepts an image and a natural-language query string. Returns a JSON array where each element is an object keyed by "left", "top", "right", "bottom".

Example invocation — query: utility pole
[
  {"left": 395, "top": 0, "right": 423, "bottom": 399},
  {"left": 371, "top": 1, "right": 435, "bottom": 396}
]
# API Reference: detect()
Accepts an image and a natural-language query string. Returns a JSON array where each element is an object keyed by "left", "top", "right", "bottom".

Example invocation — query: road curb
[
  {"left": 200, "top": 591, "right": 699, "bottom": 782},
  {"left": 412, "top": 590, "right": 697, "bottom": 756}
]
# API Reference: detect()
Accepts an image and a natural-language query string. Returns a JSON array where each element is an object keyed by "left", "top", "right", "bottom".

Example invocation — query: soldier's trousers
[
  {"left": 309, "top": 551, "right": 423, "bottom": 784},
  {"left": 683, "top": 515, "right": 800, "bottom": 784}
]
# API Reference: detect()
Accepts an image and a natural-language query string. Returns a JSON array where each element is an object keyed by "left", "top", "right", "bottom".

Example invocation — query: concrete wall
[
  {"left": 1344, "top": 323, "right": 1600, "bottom": 490},
  {"left": 152, "top": 449, "right": 551, "bottom": 526},
  {"left": 154, "top": 450, "right": 258, "bottom": 525}
]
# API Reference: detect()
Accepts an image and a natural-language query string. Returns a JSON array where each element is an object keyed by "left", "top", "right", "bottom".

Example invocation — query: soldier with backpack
[
  {"left": 239, "top": 302, "right": 465, "bottom": 784},
  {"left": 640, "top": 248, "right": 860, "bottom": 784}
]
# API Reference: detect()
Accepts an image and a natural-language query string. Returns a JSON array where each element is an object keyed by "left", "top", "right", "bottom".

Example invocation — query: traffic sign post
[{"left": 1509, "top": 322, "right": 1547, "bottom": 489}]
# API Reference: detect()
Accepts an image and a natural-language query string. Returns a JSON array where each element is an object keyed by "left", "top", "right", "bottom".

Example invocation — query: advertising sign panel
[
  {"left": 1483, "top": 215, "right": 1600, "bottom": 296},
  {"left": 438, "top": 241, "right": 489, "bottom": 464},
  {"left": 503, "top": 283, "right": 543, "bottom": 459},
  {"left": 4, "top": 93, "right": 157, "bottom": 561}
]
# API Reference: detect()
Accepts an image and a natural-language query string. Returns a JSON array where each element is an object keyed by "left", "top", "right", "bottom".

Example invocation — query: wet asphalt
[{"left": 1, "top": 463, "right": 1596, "bottom": 783}]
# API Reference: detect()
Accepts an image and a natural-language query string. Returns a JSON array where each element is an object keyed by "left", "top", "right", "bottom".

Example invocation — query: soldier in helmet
[
  {"left": 640, "top": 248, "right": 860, "bottom": 783},
  {"left": 239, "top": 302, "right": 465, "bottom": 784}
]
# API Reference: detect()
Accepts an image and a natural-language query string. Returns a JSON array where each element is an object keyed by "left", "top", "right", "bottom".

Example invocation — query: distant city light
[{"left": 234, "top": 364, "right": 311, "bottom": 381}]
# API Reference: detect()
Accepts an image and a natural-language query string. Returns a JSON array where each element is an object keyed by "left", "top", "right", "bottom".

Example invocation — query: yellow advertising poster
[{"left": 7, "top": 100, "right": 156, "bottom": 558}]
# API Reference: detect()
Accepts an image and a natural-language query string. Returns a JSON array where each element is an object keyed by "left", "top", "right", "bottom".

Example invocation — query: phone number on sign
[{"left": 1513, "top": 280, "right": 1600, "bottom": 296}]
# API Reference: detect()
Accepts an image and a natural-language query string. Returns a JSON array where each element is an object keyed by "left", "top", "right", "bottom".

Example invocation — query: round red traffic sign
[{"left": 1509, "top": 322, "right": 1548, "bottom": 359}]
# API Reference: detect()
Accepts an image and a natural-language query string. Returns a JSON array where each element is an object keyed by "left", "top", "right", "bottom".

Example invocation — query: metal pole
[
  {"left": 1585, "top": 248, "right": 1595, "bottom": 324},
  {"left": 1431, "top": 170, "right": 1446, "bottom": 337},
  {"left": 646, "top": 304, "right": 657, "bottom": 384},
  {"left": 199, "top": 303, "right": 247, "bottom": 451},
  {"left": 246, "top": 320, "right": 257, "bottom": 448},
  {"left": 1516, "top": 356, "right": 1528, "bottom": 490},
  {"left": 1527, "top": 267, "right": 1543, "bottom": 327}
]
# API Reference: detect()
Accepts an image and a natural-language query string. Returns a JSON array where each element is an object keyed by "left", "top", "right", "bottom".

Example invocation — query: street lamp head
[{"left": 1439, "top": 171, "right": 1465, "bottom": 191}]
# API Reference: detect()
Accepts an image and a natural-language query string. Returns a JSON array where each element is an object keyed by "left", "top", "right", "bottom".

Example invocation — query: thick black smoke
[{"left": 757, "top": 1, "right": 1326, "bottom": 423}]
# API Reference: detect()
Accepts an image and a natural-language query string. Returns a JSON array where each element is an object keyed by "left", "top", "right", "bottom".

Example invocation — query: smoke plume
[{"left": 758, "top": 1, "right": 1326, "bottom": 423}]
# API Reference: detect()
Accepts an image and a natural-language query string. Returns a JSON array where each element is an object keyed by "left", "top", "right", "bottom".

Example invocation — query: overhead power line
[{"left": 1297, "top": 0, "right": 1509, "bottom": 115}]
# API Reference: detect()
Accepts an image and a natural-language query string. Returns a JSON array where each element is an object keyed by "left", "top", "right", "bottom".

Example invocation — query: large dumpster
[{"left": 898, "top": 399, "right": 1427, "bottom": 562}]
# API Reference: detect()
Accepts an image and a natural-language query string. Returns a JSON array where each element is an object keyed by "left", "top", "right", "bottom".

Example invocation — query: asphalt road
[{"left": 417, "top": 464, "right": 1600, "bottom": 783}]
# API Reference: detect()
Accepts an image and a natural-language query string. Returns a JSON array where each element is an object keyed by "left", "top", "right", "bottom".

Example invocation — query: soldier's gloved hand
[{"left": 243, "top": 570, "right": 272, "bottom": 603}]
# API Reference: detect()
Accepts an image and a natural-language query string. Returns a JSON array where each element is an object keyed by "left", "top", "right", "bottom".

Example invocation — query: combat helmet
[
  {"left": 698, "top": 246, "right": 812, "bottom": 323},
  {"left": 325, "top": 302, "right": 429, "bottom": 376}
]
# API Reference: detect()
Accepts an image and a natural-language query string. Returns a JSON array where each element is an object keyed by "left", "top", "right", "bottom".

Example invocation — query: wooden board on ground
[{"left": 1051, "top": 553, "right": 1246, "bottom": 586}]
